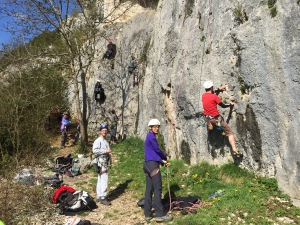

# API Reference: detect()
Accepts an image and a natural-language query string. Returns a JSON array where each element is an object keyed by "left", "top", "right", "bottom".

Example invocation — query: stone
[{"left": 67, "top": 0, "right": 300, "bottom": 203}]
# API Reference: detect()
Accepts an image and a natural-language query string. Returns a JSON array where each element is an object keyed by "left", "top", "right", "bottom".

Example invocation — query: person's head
[
  {"left": 203, "top": 80, "right": 214, "bottom": 92},
  {"left": 111, "top": 109, "right": 116, "bottom": 114},
  {"left": 108, "top": 39, "right": 113, "bottom": 44},
  {"left": 131, "top": 55, "right": 135, "bottom": 60},
  {"left": 148, "top": 119, "right": 160, "bottom": 134},
  {"left": 63, "top": 111, "right": 69, "bottom": 118},
  {"left": 97, "top": 80, "right": 101, "bottom": 83},
  {"left": 99, "top": 124, "right": 108, "bottom": 137}
]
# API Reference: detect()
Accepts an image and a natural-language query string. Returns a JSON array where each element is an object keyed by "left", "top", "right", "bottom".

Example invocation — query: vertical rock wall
[{"left": 74, "top": 0, "right": 300, "bottom": 202}]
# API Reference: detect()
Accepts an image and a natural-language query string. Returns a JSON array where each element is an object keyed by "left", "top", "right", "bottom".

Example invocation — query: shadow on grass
[{"left": 108, "top": 179, "right": 133, "bottom": 201}]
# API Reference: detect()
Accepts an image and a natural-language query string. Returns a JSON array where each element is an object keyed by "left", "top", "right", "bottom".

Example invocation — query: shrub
[
  {"left": 232, "top": 4, "right": 248, "bottom": 24},
  {"left": 268, "top": 0, "right": 277, "bottom": 8},
  {"left": 138, "top": 37, "right": 151, "bottom": 64},
  {"left": 270, "top": 5, "right": 278, "bottom": 17}
]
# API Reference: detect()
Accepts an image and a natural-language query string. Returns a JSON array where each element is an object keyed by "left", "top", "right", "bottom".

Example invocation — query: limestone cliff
[{"left": 70, "top": 0, "right": 300, "bottom": 204}]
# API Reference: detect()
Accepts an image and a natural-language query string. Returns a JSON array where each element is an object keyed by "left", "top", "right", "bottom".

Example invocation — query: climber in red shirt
[{"left": 202, "top": 80, "right": 241, "bottom": 156}]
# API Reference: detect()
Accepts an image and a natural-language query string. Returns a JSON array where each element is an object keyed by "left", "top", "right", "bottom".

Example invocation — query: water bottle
[{"left": 217, "top": 122, "right": 222, "bottom": 130}]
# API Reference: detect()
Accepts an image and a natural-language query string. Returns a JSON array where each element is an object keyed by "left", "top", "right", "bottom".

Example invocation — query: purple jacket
[
  {"left": 144, "top": 132, "right": 167, "bottom": 163},
  {"left": 60, "top": 117, "right": 71, "bottom": 130}
]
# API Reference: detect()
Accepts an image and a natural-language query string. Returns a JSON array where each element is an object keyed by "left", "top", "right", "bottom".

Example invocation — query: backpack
[
  {"left": 52, "top": 154, "right": 73, "bottom": 174},
  {"left": 52, "top": 185, "right": 76, "bottom": 203},
  {"left": 107, "top": 43, "right": 116, "bottom": 59},
  {"left": 59, "top": 190, "right": 97, "bottom": 215},
  {"left": 99, "top": 88, "right": 106, "bottom": 101},
  {"left": 44, "top": 173, "right": 63, "bottom": 188}
]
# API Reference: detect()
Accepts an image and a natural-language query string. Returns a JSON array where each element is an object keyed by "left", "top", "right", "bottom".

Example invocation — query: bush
[
  {"left": 232, "top": 4, "right": 248, "bottom": 24},
  {"left": 268, "top": 0, "right": 277, "bottom": 8},
  {"left": 270, "top": 5, "right": 278, "bottom": 17},
  {"left": 0, "top": 65, "right": 68, "bottom": 168},
  {"left": 0, "top": 168, "right": 53, "bottom": 224}
]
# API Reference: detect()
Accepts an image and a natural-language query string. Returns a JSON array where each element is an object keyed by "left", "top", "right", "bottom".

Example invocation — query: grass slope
[{"left": 108, "top": 137, "right": 300, "bottom": 224}]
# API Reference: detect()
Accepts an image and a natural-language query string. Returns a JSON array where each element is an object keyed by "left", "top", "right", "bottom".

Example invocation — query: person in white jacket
[{"left": 92, "top": 124, "right": 112, "bottom": 205}]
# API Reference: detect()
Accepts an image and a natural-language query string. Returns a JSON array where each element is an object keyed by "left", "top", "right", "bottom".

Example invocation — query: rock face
[{"left": 71, "top": 0, "right": 300, "bottom": 203}]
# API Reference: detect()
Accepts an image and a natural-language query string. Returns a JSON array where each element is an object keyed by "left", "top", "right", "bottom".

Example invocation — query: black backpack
[
  {"left": 107, "top": 43, "right": 116, "bottom": 59},
  {"left": 58, "top": 190, "right": 97, "bottom": 215}
]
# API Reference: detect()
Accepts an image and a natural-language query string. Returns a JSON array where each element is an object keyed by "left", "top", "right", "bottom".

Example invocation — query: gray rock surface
[{"left": 69, "top": 0, "right": 300, "bottom": 203}]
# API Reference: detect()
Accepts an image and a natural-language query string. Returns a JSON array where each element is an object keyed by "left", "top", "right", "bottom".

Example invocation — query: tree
[{"left": 0, "top": 41, "right": 68, "bottom": 165}]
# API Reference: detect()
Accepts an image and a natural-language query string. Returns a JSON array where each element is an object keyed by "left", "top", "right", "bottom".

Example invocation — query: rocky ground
[{"left": 31, "top": 129, "right": 151, "bottom": 225}]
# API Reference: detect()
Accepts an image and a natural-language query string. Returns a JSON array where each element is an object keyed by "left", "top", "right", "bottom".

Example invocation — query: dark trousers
[
  {"left": 60, "top": 130, "right": 67, "bottom": 147},
  {"left": 143, "top": 161, "right": 165, "bottom": 217}
]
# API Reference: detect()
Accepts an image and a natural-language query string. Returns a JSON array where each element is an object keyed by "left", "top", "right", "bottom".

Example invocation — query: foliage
[
  {"left": 237, "top": 76, "right": 253, "bottom": 95},
  {"left": 205, "top": 48, "right": 210, "bottom": 54},
  {"left": 268, "top": 0, "right": 277, "bottom": 8},
  {"left": 0, "top": 168, "right": 53, "bottom": 224},
  {"left": 157, "top": 133, "right": 166, "bottom": 152},
  {"left": 108, "top": 137, "right": 145, "bottom": 196},
  {"left": 267, "top": 0, "right": 277, "bottom": 18},
  {"left": 270, "top": 5, "right": 278, "bottom": 18},
  {"left": 0, "top": 65, "right": 67, "bottom": 168},
  {"left": 232, "top": 4, "right": 247, "bottom": 24},
  {"left": 139, "top": 37, "right": 151, "bottom": 64}
]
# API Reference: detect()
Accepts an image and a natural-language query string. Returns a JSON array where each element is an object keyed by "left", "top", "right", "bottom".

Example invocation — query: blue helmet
[{"left": 99, "top": 124, "right": 108, "bottom": 131}]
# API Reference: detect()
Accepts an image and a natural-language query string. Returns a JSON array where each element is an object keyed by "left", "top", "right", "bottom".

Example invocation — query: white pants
[{"left": 96, "top": 172, "right": 108, "bottom": 199}]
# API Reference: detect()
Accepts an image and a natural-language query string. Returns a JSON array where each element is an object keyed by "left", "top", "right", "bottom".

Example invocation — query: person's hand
[
  {"left": 230, "top": 101, "right": 235, "bottom": 106},
  {"left": 165, "top": 162, "right": 171, "bottom": 167},
  {"left": 219, "top": 84, "right": 227, "bottom": 91},
  {"left": 106, "top": 149, "right": 111, "bottom": 153},
  {"left": 166, "top": 156, "right": 170, "bottom": 161}
]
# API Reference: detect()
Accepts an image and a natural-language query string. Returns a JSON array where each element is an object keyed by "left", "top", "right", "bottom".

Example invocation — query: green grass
[{"left": 109, "top": 137, "right": 300, "bottom": 224}]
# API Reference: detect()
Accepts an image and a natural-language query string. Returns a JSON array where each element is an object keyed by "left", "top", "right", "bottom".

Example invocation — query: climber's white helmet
[
  {"left": 148, "top": 119, "right": 161, "bottom": 127},
  {"left": 203, "top": 80, "right": 214, "bottom": 89}
]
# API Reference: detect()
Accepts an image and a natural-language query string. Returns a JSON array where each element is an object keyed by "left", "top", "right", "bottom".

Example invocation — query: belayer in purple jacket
[
  {"left": 60, "top": 111, "right": 71, "bottom": 148},
  {"left": 143, "top": 119, "right": 173, "bottom": 222}
]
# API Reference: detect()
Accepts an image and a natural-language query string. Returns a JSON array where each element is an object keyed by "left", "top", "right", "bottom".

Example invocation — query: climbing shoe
[
  {"left": 156, "top": 215, "right": 173, "bottom": 222},
  {"left": 233, "top": 151, "right": 242, "bottom": 156},
  {"left": 145, "top": 212, "right": 156, "bottom": 221},
  {"left": 99, "top": 198, "right": 111, "bottom": 206}
]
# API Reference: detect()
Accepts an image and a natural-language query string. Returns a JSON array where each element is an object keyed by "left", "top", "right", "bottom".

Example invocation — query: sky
[{"left": 0, "top": 16, "right": 14, "bottom": 47}]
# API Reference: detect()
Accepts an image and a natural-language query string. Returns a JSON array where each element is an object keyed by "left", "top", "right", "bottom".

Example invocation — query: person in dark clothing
[
  {"left": 110, "top": 109, "right": 122, "bottom": 145},
  {"left": 94, "top": 80, "right": 103, "bottom": 101},
  {"left": 143, "top": 119, "right": 173, "bottom": 222},
  {"left": 128, "top": 56, "right": 139, "bottom": 86},
  {"left": 102, "top": 39, "right": 117, "bottom": 60},
  {"left": 102, "top": 40, "right": 116, "bottom": 69}
]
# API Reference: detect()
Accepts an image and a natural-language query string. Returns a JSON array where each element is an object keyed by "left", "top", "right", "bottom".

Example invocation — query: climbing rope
[
  {"left": 165, "top": 0, "right": 203, "bottom": 212},
  {"left": 166, "top": 0, "right": 203, "bottom": 155}
]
